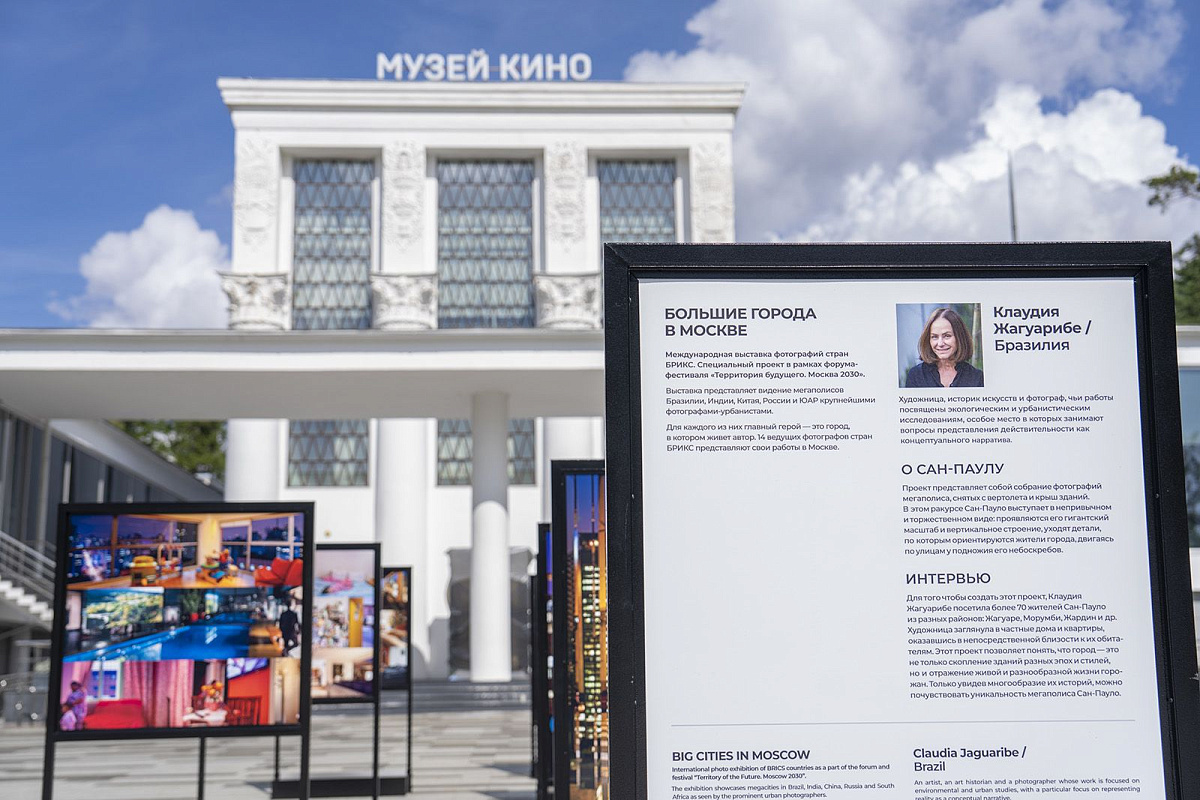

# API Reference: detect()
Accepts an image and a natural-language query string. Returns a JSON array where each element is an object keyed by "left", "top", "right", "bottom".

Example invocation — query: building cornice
[
  {"left": 217, "top": 79, "right": 745, "bottom": 114},
  {"left": 0, "top": 328, "right": 605, "bottom": 420},
  {"left": 0, "top": 327, "right": 602, "bottom": 354}
]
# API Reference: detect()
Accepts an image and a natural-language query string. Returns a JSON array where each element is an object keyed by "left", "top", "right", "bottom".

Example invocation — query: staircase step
[{"left": 409, "top": 680, "right": 533, "bottom": 713}]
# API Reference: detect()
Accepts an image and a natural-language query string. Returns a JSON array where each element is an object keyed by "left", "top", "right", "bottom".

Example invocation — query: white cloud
[
  {"left": 625, "top": 0, "right": 1190, "bottom": 245},
  {"left": 799, "top": 85, "right": 1197, "bottom": 243},
  {"left": 50, "top": 206, "right": 228, "bottom": 328}
]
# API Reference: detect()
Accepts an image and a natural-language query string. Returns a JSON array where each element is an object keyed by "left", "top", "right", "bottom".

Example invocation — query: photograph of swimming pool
[{"left": 65, "top": 586, "right": 301, "bottom": 662}]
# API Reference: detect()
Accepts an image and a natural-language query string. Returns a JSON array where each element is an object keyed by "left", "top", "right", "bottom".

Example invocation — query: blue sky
[{"left": 2, "top": 0, "right": 1198, "bottom": 328}]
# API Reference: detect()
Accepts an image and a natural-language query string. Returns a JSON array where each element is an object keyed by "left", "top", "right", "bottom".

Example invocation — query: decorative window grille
[
  {"left": 288, "top": 420, "right": 370, "bottom": 487},
  {"left": 289, "top": 159, "right": 374, "bottom": 486},
  {"left": 436, "top": 418, "right": 537, "bottom": 486},
  {"left": 291, "top": 159, "right": 375, "bottom": 331},
  {"left": 598, "top": 159, "right": 677, "bottom": 243},
  {"left": 437, "top": 160, "right": 536, "bottom": 328}
]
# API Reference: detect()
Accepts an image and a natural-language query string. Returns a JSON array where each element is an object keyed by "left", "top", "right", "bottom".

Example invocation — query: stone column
[
  {"left": 221, "top": 270, "right": 287, "bottom": 505},
  {"left": 225, "top": 420, "right": 280, "bottom": 502},
  {"left": 534, "top": 270, "right": 603, "bottom": 518},
  {"left": 376, "top": 418, "right": 432, "bottom": 679},
  {"left": 541, "top": 418, "right": 596, "bottom": 521},
  {"left": 469, "top": 391, "right": 511, "bottom": 682}
]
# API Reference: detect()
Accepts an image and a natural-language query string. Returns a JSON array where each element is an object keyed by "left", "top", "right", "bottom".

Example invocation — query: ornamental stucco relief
[
  {"left": 233, "top": 137, "right": 279, "bottom": 257},
  {"left": 545, "top": 141, "right": 586, "bottom": 246},
  {"left": 534, "top": 273, "right": 600, "bottom": 330},
  {"left": 220, "top": 272, "right": 289, "bottom": 331},
  {"left": 690, "top": 140, "right": 735, "bottom": 243},
  {"left": 371, "top": 273, "right": 438, "bottom": 330},
  {"left": 382, "top": 141, "right": 426, "bottom": 252}
]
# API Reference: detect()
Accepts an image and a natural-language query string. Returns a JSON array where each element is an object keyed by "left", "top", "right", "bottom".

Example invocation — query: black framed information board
[
  {"left": 44, "top": 502, "right": 315, "bottom": 800},
  {"left": 603, "top": 243, "right": 1200, "bottom": 800}
]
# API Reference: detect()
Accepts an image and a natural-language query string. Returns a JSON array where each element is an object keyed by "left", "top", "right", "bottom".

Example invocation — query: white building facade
[{"left": 217, "top": 79, "right": 744, "bottom": 680}]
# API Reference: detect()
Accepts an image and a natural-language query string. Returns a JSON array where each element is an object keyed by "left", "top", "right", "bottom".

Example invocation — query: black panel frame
[
  {"left": 382, "top": 564, "right": 414, "bottom": 793},
  {"left": 44, "top": 501, "right": 315, "bottom": 800},
  {"left": 603, "top": 242, "right": 1200, "bottom": 800},
  {"left": 533, "top": 522, "right": 553, "bottom": 799},
  {"left": 551, "top": 460, "right": 606, "bottom": 800}
]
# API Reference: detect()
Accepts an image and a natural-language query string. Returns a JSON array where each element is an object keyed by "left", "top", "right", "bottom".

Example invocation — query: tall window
[
  {"left": 288, "top": 420, "right": 370, "bottom": 487},
  {"left": 289, "top": 159, "right": 375, "bottom": 486},
  {"left": 598, "top": 159, "right": 677, "bottom": 244},
  {"left": 291, "top": 159, "right": 375, "bottom": 330},
  {"left": 219, "top": 515, "right": 304, "bottom": 571},
  {"left": 436, "top": 419, "right": 537, "bottom": 486},
  {"left": 437, "top": 160, "right": 536, "bottom": 328}
]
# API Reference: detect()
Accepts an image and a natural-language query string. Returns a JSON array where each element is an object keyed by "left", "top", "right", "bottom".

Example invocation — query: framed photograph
[
  {"left": 310, "top": 543, "right": 381, "bottom": 704},
  {"left": 48, "top": 503, "right": 313, "bottom": 742}
]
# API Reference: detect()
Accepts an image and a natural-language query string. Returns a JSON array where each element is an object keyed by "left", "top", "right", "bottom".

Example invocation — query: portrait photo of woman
[{"left": 898, "top": 304, "right": 985, "bottom": 388}]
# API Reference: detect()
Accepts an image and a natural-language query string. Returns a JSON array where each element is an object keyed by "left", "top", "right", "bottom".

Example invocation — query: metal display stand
[
  {"left": 380, "top": 565, "right": 414, "bottom": 794},
  {"left": 272, "top": 548, "right": 412, "bottom": 798},
  {"left": 43, "top": 502, "right": 315, "bottom": 800}
]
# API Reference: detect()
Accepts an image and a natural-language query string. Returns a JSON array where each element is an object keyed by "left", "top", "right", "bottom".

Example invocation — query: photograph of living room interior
[
  {"left": 311, "top": 547, "right": 376, "bottom": 700},
  {"left": 66, "top": 511, "right": 305, "bottom": 589},
  {"left": 380, "top": 568, "right": 409, "bottom": 689},
  {"left": 58, "top": 656, "right": 302, "bottom": 731}
]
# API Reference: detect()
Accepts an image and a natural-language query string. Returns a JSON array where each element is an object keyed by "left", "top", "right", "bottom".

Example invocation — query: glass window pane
[
  {"left": 116, "top": 517, "right": 172, "bottom": 545},
  {"left": 107, "top": 470, "right": 149, "bottom": 504},
  {"left": 70, "top": 449, "right": 106, "bottom": 503},
  {"left": 222, "top": 524, "right": 250, "bottom": 543},
  {"left": 69, "top": 515, "right": 113, "bottom": 550},
  {"left": 251, "top": 517, "right": 291, "bottom": 542},
  {"left": 598, "top": 159, "right": 676, "bottom": 245},
  {"left": 288, "top": 420, "right": 370, "bottom": 487},
  {"left": 250, "top": 545, "right": 294, "bottom": 569},
  {"left": 437, "top": 160, "right": 535, "bottom": 329},
  {"left": 436, "top": 418, "right": 536, "bottom": 486},
  {"left": 291, "top": 159, "right": 375, "bottom": 331}
]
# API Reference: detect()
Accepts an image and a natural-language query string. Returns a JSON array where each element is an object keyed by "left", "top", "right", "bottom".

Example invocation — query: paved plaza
[{"left": 0, "top": 707, "right": 536, "bottom": 800}]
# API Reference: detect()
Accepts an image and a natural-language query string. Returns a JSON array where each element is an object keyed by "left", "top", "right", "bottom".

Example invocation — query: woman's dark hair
[{"left": 917, "top": 307, "right": 973, "bottom": 364}]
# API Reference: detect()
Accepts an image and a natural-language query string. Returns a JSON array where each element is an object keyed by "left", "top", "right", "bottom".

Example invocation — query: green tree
[
  {"left": 1146, "top": 165, "right": 1200, "bottom": 324},
  {"left": 113, "top": 420, "right": 225, "bottom": 484}
]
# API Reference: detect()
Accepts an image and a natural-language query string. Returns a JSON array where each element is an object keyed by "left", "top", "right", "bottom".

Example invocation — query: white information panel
[{"left": 638, "top": 277, "right": 1164, "bottom": 799}]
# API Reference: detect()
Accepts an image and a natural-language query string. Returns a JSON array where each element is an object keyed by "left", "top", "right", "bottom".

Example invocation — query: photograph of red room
[
  {"left": 58, "top": 657, "right": 300, "bottom": 731},
  {"left": 66, "top": 511, "right": 305, "bottom": 590}
]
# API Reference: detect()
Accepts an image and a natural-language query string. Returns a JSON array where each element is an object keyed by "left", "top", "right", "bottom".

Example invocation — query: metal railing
[
  {"left": 0, "top": 528, "right": 55, "bottom": 603},
  {"left": 0, "top": 669, "right": 48, "bottom": 726}
]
